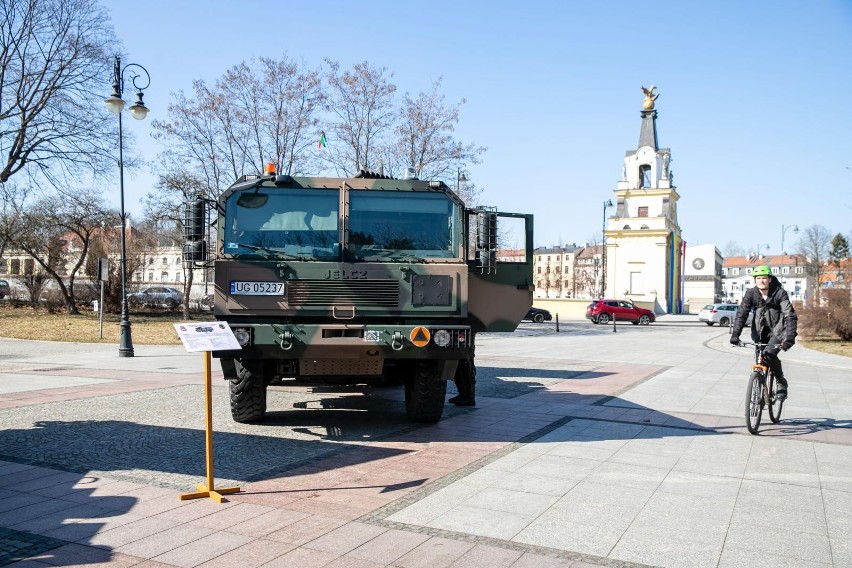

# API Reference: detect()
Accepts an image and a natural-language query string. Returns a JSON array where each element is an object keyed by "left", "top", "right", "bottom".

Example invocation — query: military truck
[{"left": 184, "top": 167, "right": 533, "bottom": 424}]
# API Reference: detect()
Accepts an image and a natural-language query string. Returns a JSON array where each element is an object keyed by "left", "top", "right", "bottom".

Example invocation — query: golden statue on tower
[{"left": 641, "top": 85, "right": 659, "bottom": 110}]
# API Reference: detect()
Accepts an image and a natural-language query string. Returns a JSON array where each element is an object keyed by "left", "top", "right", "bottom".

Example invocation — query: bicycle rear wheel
[
  {"left": 746, "top": 371, "right": 764, "bottom": 435},
  {"left": 767, "top": 372, "right": 784, "bottom": 424}
]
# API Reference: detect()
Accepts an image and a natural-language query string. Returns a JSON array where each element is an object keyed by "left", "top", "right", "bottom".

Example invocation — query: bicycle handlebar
[{"left": 733, "top": 341, "right": 770, "bottom": 348}]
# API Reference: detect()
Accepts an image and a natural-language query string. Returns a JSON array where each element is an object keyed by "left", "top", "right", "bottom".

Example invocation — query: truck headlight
[
  {"left": 232, "top": 327, "right": 251, "bottom": 347},
  {"left": 432, "top": 329, "right": 451, "bottom": 347}
]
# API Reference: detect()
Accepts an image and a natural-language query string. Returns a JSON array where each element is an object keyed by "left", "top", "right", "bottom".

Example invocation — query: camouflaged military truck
[{"left": 184, "top": 167, "right": 533, "bottom": 424}]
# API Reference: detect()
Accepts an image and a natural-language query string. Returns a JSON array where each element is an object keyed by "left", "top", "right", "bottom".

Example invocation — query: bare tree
[
  {"left": 322, "top": 60, "right": 397, "bottom": 175},
  {"left": 722, "top": 241, "right": 745, "bottom": 258},
  {"left": 796, "top": 224, "right": 832, "bottom": 305},
  {"left": 152, "top": 81, "right": 245, "bottom": 197},
  {"left": 1, "top": 187, "right": 113, "bottom": 313},
  {"left": 0, "top": 0, "right": 120, "bottom": 188},
  {"left": 143, "top": 170, "right": 211, "bottom": 318},
  {"left": 219, "top": 56, "right": 325, "bottom": 176},
  {"left": 83, "top": 223, "right": 149, "bottom": 314},
  {"left": 390, "top": 79, "right": 486, "bottom": 182},
  {"left": 153, "top": 55, "right": 325, "bottom": 198}
]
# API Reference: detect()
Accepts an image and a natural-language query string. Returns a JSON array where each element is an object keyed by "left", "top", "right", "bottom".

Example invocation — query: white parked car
[{"left": 698, "top": 303, "right": 752, "bottom": 327}]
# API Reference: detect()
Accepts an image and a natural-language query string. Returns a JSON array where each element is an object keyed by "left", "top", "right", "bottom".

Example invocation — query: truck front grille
[{"left": 287, "top": 280, "right": 400, "bottom": 307}]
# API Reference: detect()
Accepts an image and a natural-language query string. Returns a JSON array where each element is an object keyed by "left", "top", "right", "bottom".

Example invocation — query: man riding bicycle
[{"left": 730, "top": 265, "right": 798, "bottom": 400}]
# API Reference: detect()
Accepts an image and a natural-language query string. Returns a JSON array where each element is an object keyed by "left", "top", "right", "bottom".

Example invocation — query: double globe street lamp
[
  {"left": 780, "top": 224, "right": 799, "bottom": 288},
  {"left": 104, "top": 56, "right": 151, "bottom": 357}
]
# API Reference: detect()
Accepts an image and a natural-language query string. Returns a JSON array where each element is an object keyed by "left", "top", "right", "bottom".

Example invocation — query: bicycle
[{"left": 737, "top": 341, "right": 784, "bottom": 434}]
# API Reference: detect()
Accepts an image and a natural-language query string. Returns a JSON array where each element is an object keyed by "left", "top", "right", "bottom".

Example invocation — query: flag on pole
[{"left": 318, "top": 131, "right": 327, "bottom": 149}]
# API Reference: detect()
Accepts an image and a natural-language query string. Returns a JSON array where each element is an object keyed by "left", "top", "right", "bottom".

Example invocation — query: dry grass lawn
[
  {"left": 800, "top": 337, "right": 852, "bottom": 358},
  {"left": 0, "top": 303, "right": 201, "bottom": 344}
]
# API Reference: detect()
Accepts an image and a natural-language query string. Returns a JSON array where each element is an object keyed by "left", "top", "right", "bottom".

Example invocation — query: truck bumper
[{"left": 213, "top": 323, "right": 472, "bottom": 376}]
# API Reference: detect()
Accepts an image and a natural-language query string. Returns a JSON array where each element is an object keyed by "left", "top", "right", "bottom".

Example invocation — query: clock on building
[{"left": 692, "top": 258, "right": 705, "bottom": 270}]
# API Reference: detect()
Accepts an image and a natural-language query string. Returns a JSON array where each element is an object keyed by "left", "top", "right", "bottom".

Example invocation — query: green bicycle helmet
[{"left": 753, "top": 265, "right": 772, "bottom": 277}]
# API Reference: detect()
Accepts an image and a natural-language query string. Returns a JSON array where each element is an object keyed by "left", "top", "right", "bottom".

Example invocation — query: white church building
[{"left": 604, "top": 87, "right": 685, "bottom": 314}]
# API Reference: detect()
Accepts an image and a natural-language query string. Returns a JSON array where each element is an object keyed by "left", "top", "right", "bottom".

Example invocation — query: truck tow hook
[
  {"left": 278, "top": 331, "right": 294, "bottom": 350},
  {"left": 391, "top": 331, "right": 404, "bottom": 351}
]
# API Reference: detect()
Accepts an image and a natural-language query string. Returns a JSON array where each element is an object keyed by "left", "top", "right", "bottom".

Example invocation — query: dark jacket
[{"left": 732, "top": 275, "right": 798, "bottom": 343}]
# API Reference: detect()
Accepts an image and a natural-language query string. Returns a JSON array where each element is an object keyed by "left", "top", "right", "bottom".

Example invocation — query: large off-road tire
[
  {"left": 229, "top": 358, "right": 268, "bottom": 423},
  {"left": 405, "top": 360, "right": 447, "bottom": 423}
]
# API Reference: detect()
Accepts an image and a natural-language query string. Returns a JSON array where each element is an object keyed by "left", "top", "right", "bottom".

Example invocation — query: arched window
[
  {"left": 623, "top": 225, "right": 631, "bottom": 230},
  {"left": 640, "top": 165, "right": 651, "bottom": 188},
  {"left": 640, "top": 224, "right": 649, "bottom": 229}
]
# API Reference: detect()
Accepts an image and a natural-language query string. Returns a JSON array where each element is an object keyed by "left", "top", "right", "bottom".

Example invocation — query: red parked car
[{"left": 586, "top": 299, "right": 655, "bottom": 325}]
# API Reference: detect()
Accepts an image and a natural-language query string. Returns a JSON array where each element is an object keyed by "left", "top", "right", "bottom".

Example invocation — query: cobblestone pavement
[{"left": 0, "top": 317, "right": 850, "bottom": 567}]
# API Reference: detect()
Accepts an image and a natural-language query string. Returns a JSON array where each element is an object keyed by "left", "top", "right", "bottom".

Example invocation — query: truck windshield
[
  {"left": 348, "top": 191, "right": 459, "bottom": 259},
  {"left": 224, "top": 188, "right": 339, "bottom": 259}
]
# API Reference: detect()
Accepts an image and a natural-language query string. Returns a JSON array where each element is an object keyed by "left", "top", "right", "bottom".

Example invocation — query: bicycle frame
[{"left": 739, "top": 341, "right": 783, "bottom": 434}]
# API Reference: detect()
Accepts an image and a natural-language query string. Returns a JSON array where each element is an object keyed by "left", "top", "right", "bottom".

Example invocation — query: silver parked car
[
  {"left": 128, "top": 286, "right": 183, "bottom": 309},
  {"left": 698, "top": 303, "right": 752, "bottom": 327}
]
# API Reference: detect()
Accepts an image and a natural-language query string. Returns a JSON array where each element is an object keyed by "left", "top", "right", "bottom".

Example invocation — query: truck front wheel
[
  {"left": 405, "top": 361, "right": 447, "bottom": 423},
  {"left": 229, "top": 358, "right": 267, "bottom": 423}
]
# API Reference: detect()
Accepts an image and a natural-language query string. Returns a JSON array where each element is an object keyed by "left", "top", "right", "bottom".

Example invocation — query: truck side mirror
[
  {"left": 474, "top": 208, "right": 498, "bottom": 273},
  {"left": 183, "top": 195, "right": 207, "bottom": 263}
]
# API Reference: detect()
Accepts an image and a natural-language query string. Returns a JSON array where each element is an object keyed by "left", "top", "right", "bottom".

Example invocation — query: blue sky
[{"left": 103, "top": 0, "right": 852, "bottom": 255}]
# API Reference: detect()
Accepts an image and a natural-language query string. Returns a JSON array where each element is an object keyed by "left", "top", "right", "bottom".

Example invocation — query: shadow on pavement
[
  {"left": 0, "top": 362, "right": 719, "bottom": 487},
  {"left": 0, "top": 466, "right": 136, "bottom": 566}
]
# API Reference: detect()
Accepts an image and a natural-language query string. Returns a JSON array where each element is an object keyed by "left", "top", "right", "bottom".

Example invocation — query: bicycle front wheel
[
  {"left": 746, "top": 372, "right": 764, "bottom": 435},
  {"left": 768, "top": 372, "right": 784, "bottom": 424}
]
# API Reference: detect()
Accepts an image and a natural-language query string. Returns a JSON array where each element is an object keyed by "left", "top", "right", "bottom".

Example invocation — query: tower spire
[
  {"left": 638, "top": 109, "right": 659, "bottom": 150},
  {"left": 638, "top": 85, "right": 660, "bottom": 149}
]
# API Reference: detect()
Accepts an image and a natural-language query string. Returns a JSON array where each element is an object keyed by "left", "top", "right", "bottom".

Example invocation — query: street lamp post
[
  {"left": 456, "top": 168, "right": 468, "bottom": 192},
  {"left": 780, "top": 224, "right": 799, "bottom": 288},
  {"left": 600, "top": 199, "right": 613, "bottom": 298},
  {"left": 104, "top": 55, "right": 151, "bottom": 358}
]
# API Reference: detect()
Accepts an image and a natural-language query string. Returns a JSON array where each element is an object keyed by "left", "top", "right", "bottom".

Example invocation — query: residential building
[
  {"left": 533, "top": 245, "right": 581, "bottom": 298},
  {"left": 573, "top": 244, "right": 603, "bottom": 299},
  {"left": 722, "top": 254, "right": 809, "bottom": 303}
]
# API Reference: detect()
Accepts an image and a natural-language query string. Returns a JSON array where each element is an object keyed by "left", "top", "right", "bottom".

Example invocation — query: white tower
[{"left": 604, "top": 86, "right": 685, "bottom": 313}]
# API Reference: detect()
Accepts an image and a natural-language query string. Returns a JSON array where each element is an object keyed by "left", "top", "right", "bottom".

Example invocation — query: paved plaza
[{"left": 0, "top": 316, "right": 850, "bottom": 567}]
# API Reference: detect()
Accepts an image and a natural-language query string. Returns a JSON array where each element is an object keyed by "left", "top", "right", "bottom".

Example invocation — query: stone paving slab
[{"left": 0, "top": 319, "right": 850, "bottom": 567}]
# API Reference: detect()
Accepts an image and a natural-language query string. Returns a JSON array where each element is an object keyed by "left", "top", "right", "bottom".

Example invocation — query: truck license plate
[{"left": 230, "top": 281, "right": 285, "bottom": 295}]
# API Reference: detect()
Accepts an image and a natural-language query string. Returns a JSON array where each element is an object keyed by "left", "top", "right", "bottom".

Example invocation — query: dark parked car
[
  {"left": 128, "top": 286, "right": 183, "bottom": 309},
  {"left": 524, "top": 307, "right": 552, "bottom": 323},
  {"left": 0, "top": 278, "right": 9, "bottom": 299},
  {"left": 586, "top": 299, "right": 655, "bottom": 325}
]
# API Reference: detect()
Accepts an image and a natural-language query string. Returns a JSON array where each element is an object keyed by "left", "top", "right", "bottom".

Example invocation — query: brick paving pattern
[{"left": 0, "top": 317, "right": 850, "bottom": 567}]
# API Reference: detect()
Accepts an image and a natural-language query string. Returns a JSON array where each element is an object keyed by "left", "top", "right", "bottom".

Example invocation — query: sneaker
[{"left": 775, "top": 377, "right": 788, "bottom": 400}]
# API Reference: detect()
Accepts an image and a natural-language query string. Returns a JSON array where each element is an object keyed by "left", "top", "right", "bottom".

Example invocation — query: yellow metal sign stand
[{"left": 180, "top": 351, "right": 240, "bottom": 503}]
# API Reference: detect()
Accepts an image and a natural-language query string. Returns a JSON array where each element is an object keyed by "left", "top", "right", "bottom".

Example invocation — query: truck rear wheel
[
  {"left": 229, "top": 358, "right": 267, "bottom": 423},
  {"left": 405, "top": 361, "right": 447, "bottom": 423}
]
